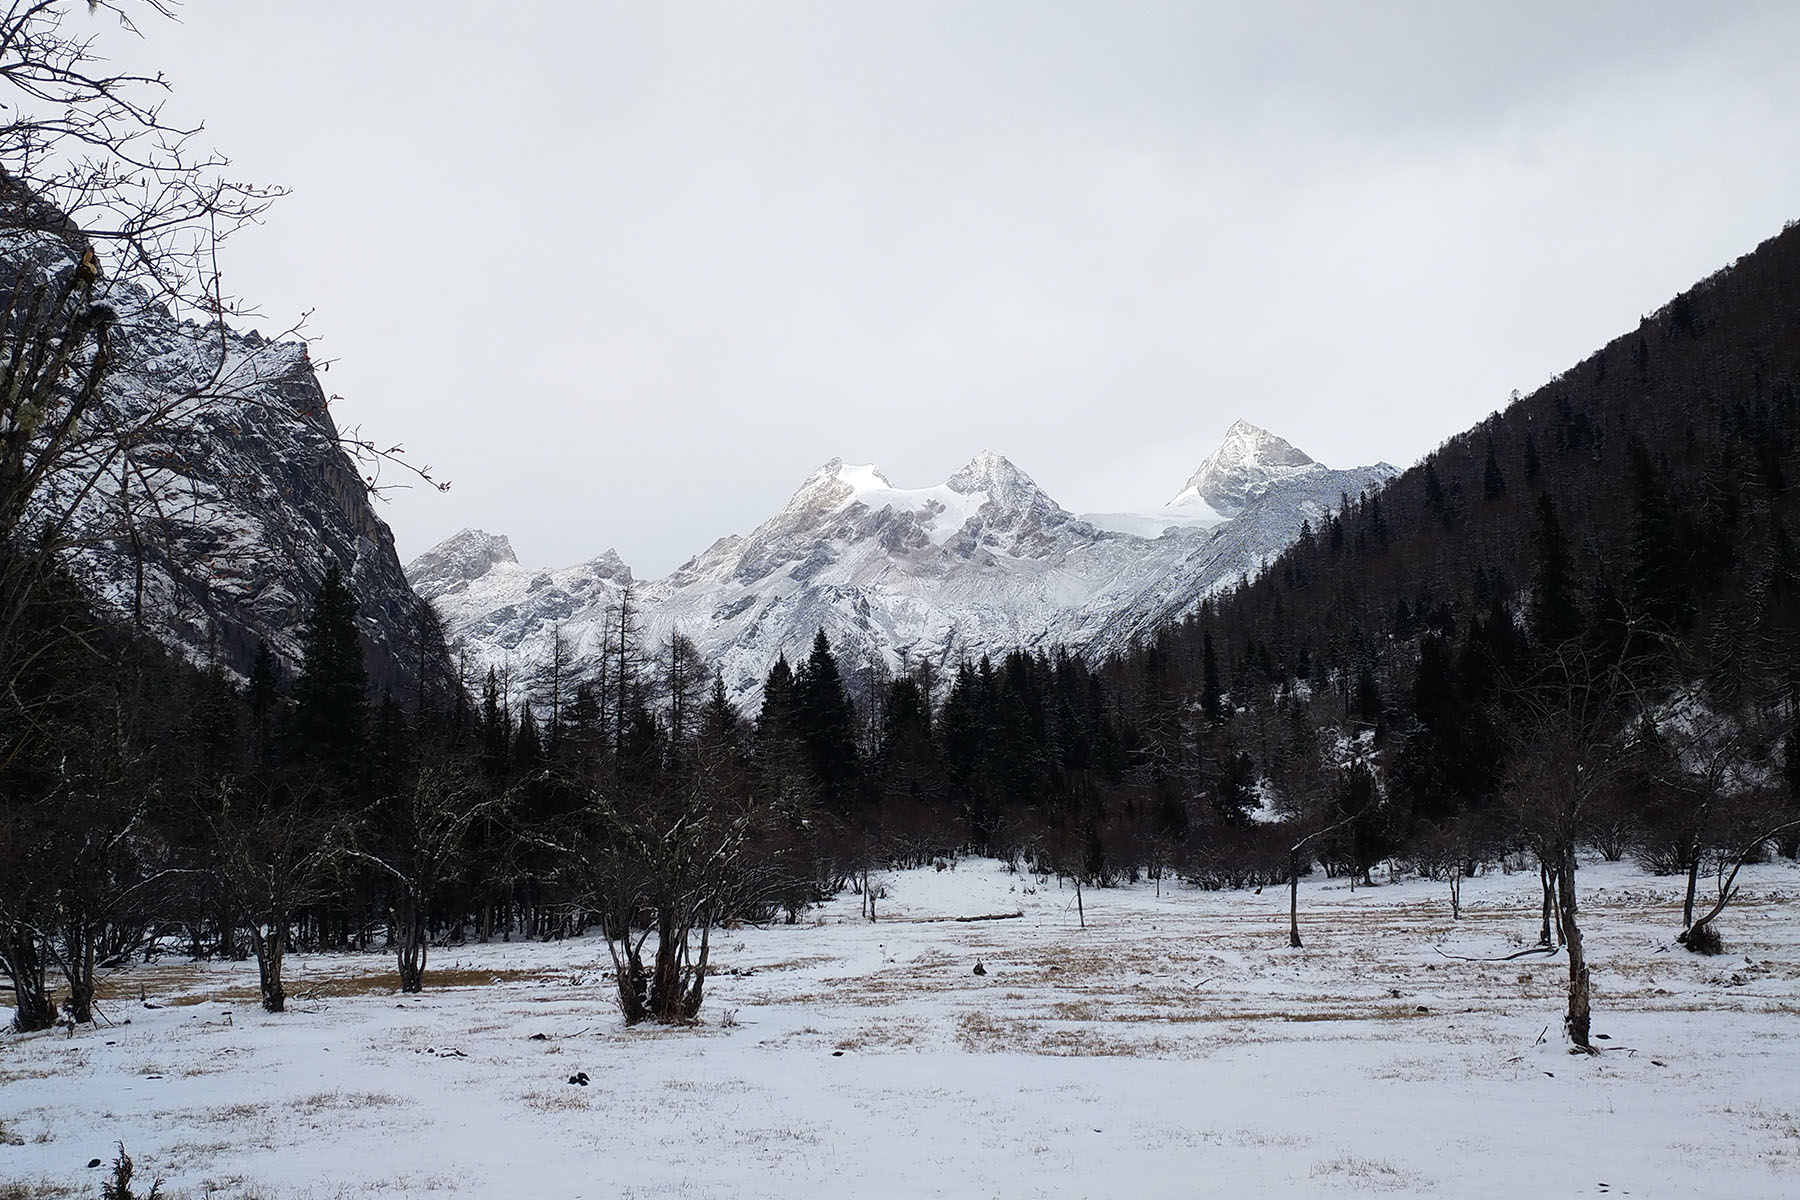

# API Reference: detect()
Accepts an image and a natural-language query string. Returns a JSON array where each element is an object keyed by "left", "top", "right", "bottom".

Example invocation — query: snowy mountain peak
[
  {"left": 1168, "top": 420, "right": 1323, "bottom": 517},
  {"left": 946, "top": 450, "right": 1035, "bottom": 500},
  {"left": 780, "top": 458, "right": 891, "bottom": 518},
  {"left": 405, "top": 528, "right": 519, "bottom": 599},
  {"left": 579, "top": 548, "right": 635, "bottom": 584}
]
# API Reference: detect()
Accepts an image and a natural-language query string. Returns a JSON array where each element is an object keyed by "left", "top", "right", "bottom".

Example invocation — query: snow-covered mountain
[{"left": 410, "top": 425, "right": 1396, "bottom": 705}]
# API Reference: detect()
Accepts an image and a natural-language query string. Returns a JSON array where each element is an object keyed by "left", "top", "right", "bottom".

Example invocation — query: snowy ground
[{"left": 5, "top": 858, "right": 1800, "bottom": 1198}]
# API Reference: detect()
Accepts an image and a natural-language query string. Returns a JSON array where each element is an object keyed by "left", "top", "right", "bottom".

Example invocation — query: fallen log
[
  {"left": 889, "top": 911, "right": 1027, "bottom": 925},
  {"left": 1432, "top": 943, "right": 1561, "bottom": 964}
]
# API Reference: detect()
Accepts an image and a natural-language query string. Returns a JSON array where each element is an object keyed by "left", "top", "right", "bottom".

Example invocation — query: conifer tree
[
  {"left": 1423, "top": 459, "right": 1445, "bottom": 513},
  {"left": 247, "top": 639, "right": 278, "bottom": 756},
  {"left": 701, "top": 672, "right": 743, "bottom": 759},
  {"left": 514, "top": 701, "right": 542, "bottom": 772},
  {"left": 1201, "top": 631, "right": 1226, "bottom": 724},
  {"left": 479, "top": 668, "right": 509, "bottom": 777},
  {"left": 1626, "top": 440, "right": 1697, "bottom": 632},
  {"left": 1529, "top": 495, "right": 1583, "bottom": 647},
  {"left": 291, "top": 565, "right": 368, "bottom": 772},
  {"left": 796, "top": 630, "right": 861, "bottom": 813},
  {"left": 1482, "top": 437, "right": 1507, "bottom": 500}
]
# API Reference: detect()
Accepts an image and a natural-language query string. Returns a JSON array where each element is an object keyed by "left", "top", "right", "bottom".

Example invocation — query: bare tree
[
  {"left": 0, "top": 799, "right": 58, "bottom": 1029},
  {"left": 1411, "top": 817, "right": 1477, "bottom": 920},
  {"left": 1500, "top": 640, "right": 1642, "bottom": 1051},
  {"left": 1, "top": 3, "right": 437, "bottom": 771},
  {"left": 537, "top": 622, "right": 573, "bottom": 753},
  {"left": 581, "top": 746, "right": 763, "bottom": 1025},
  {"left": 200, "top": 779, "right": 340, "bottom": 1013},
  {"left": 1677, "top": 810, "right": 1800, "bottom": 954},
  {"left": 1633, "top": 699, "right": 1772, "bottom": 932},
  {"left": 1285, "top": 809, "right": 1358, "bottom": 948},
  {"left": 347, "top": 764, "right": 506, "bottom": 993}
]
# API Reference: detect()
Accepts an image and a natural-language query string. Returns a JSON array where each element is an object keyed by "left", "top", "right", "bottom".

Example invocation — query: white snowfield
[
  {"left": 408, "top": 422, "right": 1396, "bottom": 707},
  {"left": 5, "top": 858, "right": 1799, "bottom": 1197}
]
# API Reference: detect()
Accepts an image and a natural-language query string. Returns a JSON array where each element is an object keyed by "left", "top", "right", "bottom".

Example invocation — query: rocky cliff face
[
  {"left": 410, "top": 424, "right": 1397, "bottom": 707},
  {"left": 1, "top": 224, "right": 428, "bottom": 691}
]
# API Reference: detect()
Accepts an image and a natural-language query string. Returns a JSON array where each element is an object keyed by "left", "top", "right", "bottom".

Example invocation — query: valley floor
[{"left": 5, "top": 859, "right": 1800, "bottom": 1198}]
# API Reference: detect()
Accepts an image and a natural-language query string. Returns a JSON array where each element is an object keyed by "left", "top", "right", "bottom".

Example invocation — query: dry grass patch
[
  {"left": 95, "top": 964, "right": 262, "bottom": 1007},
  {"left": 292, "top": 1089, "right": 402, "bottom": 1112},
  {"left": 184, "top": 1099, "right": 265, "bottom": 1125},
  {"left": 0, "top": 1063, "right": 57, "bottom": 1084},
  {"left": 833, "top": 1016, "right": 927, "bottom": 1052},
  {"left": 749, "top": 955, "right": 838, "bottom": 973},
  {"left": 521, "top": 1088, "right": 590, "bottom": 1113},
  {"left": 1309, "top": 1153, "right": 1434, "bottom": 1192},
  {"left": 955, "top": 1008, "right": 1027, "bottom": 1051},
  {"left": 288, "top": 966, "right": 543, "bottom": 999},
  {"left": 0, "top": 1180, "right": 83, "bottom": 1199}
]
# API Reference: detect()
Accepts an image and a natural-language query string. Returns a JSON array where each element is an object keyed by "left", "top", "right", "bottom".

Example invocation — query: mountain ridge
[{"left": 412, "top": 423, "right": 1396, "bottom": 704}]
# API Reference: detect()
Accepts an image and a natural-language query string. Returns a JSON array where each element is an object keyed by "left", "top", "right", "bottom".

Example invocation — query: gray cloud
[{"left": 110, "top": 1, "right": 1800, "bottom": 575}]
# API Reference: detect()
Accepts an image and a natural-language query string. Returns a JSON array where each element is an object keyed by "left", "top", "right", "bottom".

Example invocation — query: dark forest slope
[{"left": 1101, "top": 218, "right": 1800, "bottom": 848}]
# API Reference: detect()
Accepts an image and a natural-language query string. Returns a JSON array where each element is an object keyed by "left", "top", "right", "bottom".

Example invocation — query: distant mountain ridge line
[{"left": 409, "top": 424, "right": 1397, "bottom": 705}]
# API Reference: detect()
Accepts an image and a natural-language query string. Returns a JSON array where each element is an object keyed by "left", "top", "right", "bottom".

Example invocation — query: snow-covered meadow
[{"left": 5, "top": 858, "right": 1800, "bottom": 1198}]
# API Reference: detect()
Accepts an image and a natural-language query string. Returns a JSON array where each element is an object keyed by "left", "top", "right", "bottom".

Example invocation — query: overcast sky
[{"left": 106, "top": 1, "right": 1800, "bottom": 576}]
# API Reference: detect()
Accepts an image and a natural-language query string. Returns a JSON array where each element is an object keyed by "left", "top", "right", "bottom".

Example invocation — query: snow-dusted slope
[
  {"left": 1083, "top": 457, "right": 1398, "bottom": 660},
  {"left": 411, "top": 424, "right": 1397, "bottom": 705}
]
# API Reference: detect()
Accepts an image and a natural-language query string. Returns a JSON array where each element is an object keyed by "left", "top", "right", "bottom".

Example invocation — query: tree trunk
[
  {"left": 607, "top": 928, "right": 650, "bottom": 1025},
  {"left": 1555, "top": 847, "right": 1592, "bottom": 1050},
  {"left": 215, "top": 896, "right": 242, "bottom": 960},
  {"left": 1682, "top": 856, "right": 1700, "bottom": 930},
  {"left": 1289, "top": 849, "right": 1303, "bottom": 948},
  {"left": 61, "top": 921, "right": 97, "bottom": 1025},
  {"left": 250, "top": 920, "right": 287, "bottom": 1013},
  {"left": 679, "top": 912, "right": 710, "bottom": 1021},
  {"left": 2, "top": 932, "right": 57, "bottom": 1032},
  {"left": 650, "top": 907, "right": 699, "bottom": 1023},
  {"left": 1538, "top": 862, "right": 1554, "bottom": 947},
  {"left": 394, "top": 893, "right": 428, "bottom": 994}
]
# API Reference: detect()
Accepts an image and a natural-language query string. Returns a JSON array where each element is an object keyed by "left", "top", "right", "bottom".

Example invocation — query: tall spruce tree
[
  {"left": 1201, "top": 631, "right": 1226, "bottom": 724},
  {"left": 1482, "top": 437, "right": 1507, "bottom": 500},
  {"left": 291, "top": 564, "right": 368, "bottom": 771},
  {"left": 795, "top": 630, "right": 861, "bottom": 813},
  {"left": 1529, "top": 495, "right": 1583, "bottom": 647}
]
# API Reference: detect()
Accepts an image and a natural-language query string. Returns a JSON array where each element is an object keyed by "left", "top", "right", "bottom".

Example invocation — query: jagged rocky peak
[
  {"left": 406, "top": 529, "right": 520, "bottom": 599},
  {"left": 581, "top": 548, "right": 634, "bottom": 583},
  {"left": 1169, "top": 419, "right": 1323, "bottom": 517},
  {"left": 946, "top": 449, "right": 1042, "bottom": 506},
  {"left": 785, "top": 458, "right": 860, "bottom": 511}
]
